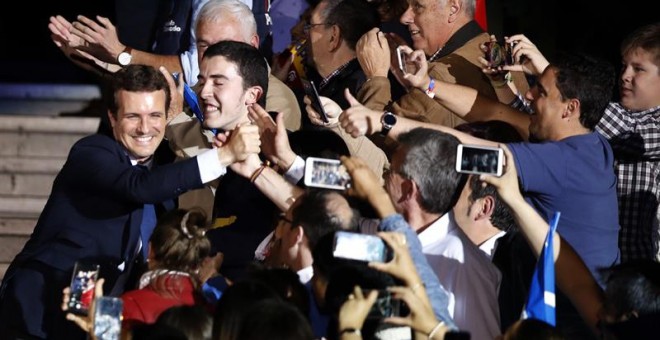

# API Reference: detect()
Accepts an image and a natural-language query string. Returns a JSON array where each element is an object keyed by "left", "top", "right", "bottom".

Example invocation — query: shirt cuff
[
  {"left": 283, "top": 156, "right": 305, "bottom": 184},
  {"left": 197, "top": 148, "right": 227, "bottom": 183}
]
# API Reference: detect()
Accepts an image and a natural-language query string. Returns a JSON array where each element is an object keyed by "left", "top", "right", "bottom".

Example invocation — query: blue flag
[{"left": 523, "top": 211, "right": 560, "bottom": 326}]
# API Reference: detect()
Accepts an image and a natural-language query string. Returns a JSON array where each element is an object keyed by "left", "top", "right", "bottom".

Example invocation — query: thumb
[
  {"left": 275, "top": 111, "right": 286, "bottom": 132},
  {"left": 344, "top": 88, "right": 361, "bottom": 107}
]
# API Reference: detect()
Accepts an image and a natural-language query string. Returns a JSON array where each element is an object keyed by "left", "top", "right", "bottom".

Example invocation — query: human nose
[
  {"left": 137, "top": 116, "right": 149, "bottom": 133},
  {"left": 620, "top": 65, "right": 633, "bottom": 84},
  {"left": 400, "top": 5, "right": 413, "bottom": 25}
]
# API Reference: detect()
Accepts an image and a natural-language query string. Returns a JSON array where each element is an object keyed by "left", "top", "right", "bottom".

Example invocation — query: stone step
[
  {"left": 0, "top": 218, "right": 37, "bottom": 280},
  {"left": 0, "top": 195, "right": 48, "bottom": 219},
  {"left": 0, "top": 116, "right": 100, "bottom": 158}
]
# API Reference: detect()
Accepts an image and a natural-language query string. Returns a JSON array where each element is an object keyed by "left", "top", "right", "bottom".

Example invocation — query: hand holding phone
[
  {"left": 396, "top": 46, "right": 408, "bottom": 74},
  {"left": 67, "top": 261, "right": 100, "bottom": 316},
  {"left": 304, "top": 157, "right": 351, "bottom": 190},
  {"left": 302, "top": 79, "right": 329, "bottom": 123},
  {"left": 456, "top": 144, "right": 504, "bottom": 177},
  {"left": 333, "top": 231, "right": 391, "bottom": 263}
]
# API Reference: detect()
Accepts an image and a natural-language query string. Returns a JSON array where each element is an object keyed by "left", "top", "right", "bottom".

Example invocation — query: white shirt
[
  {"left": 418, "top": 212, "right": 502, "bottom": 339},
  {"left": 479, "top": 231, "right": 507, "bottom": 260},
  {"left": 297, "top": 266, "right": 314, "bottom": 285}
]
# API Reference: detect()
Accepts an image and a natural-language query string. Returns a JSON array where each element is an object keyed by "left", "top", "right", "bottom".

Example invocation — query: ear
[
  {"left": 292, "top": 225, "right": 305, "bottom": 245},
  {"left": 403, "top": 178, "right": 418, "bottom": 203},
  {"left": 329, "top": 25, "right": 342, "bottom": 51},
  {"left": 447, "top": 0, "right": 462, "bottom": 21},
  {"left": 147, "top": 242, "right": 155, "bottom": 262},
  {"left": 562, "top": 98, "right": 581, "bottom": 120},
  {"left": 475, "top": 196, "right": 495, "bottom": 221},
  {"left": 244, "top": 86, "right": 264, "bottom": 105},
  {"left": 250, "top": 34, "right": 260, "bottom": 49}
]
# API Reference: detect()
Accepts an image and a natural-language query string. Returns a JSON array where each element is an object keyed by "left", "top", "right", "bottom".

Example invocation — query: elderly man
[
  {"left": 355, "top": 0, "right": 528, "bottom": 129},
  {"left": 0, "top": 64, "right": 259, "bottom": 339}
]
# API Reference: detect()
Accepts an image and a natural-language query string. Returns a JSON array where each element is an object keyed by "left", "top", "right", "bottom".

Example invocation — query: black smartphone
[
  {"left": 301, "top": 79, "right": 329, "bottom": 123},
  {"left": 332, "top": 231, "right": 391, "bottom": 263},
  {"left": 67, "top": 261, "right": 100, "bottom": 316},
  {"left": 368, "top": 290, "right": 401, "bottom": 319}
]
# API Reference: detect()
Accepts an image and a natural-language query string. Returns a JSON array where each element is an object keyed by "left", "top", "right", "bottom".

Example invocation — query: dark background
[{"left": 0, "top": 0, "right": 656, "bottom": 85}]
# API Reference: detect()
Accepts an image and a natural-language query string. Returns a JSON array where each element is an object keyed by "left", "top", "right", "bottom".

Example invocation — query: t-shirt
[{"left": 508, "top": 132, "right": 620, "bottom": 284}]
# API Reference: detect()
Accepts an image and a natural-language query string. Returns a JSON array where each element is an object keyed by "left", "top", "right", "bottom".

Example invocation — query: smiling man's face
[
  {"left": 197, "top": 55, "right": 253, "bottom": 130},
  {"left": 108, "top": 90, "right": 167, "bottom": 163}
]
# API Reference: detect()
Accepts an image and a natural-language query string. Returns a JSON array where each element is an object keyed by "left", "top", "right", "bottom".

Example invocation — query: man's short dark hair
[
  {"left": 397, "top": 128, "right": 466, "bottom": 215},
  {"left": 553, "top": 52, "right": 615, "bottom": 130},
  {"left": 322, "top": 0, "right": 380, "bottom": 50},
  {"left": 291, "top": 189, "right": 359, "bottom": 249},
  {"left": 109, "top": 64, "right": 171, "bottom": 116},
  {"left": 468, "top": 176, "right": 516, "bottom": 233},
  {"left": 202, "top": 40, "right": 269, "bottom": 107}
]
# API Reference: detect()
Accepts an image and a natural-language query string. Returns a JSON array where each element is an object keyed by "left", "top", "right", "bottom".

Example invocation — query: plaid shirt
[{"left": 595, "top": 102, "right": 660, "bottom": 262}]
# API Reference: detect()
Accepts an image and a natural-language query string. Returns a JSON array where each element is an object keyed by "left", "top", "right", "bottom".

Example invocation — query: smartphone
[
  {"left": 304, "top": 157, "right": 351, "bottom": 190},
  {"left": 332, "top": 231, "right": 391, "bottom": 263},
  {"left": 456, "top": 144, "right": 504, "bottom": 177},
  {"left": 396, "top": 46, "right": 408, "bottom": 74},
  {"left": 67, "top": 261, "right": 100, "bottom": 316},
  {"left": 484, "top": 41, "right": 505, "bottom": 68},
  {"left": 368, "top": 290, "right": 401, "bottom": 319},
  {"left": 93, "top": 296, "right": 123, "bottom": 340},
  {"left": 301, "top": 79, "right": 329, "bottom": 123}
]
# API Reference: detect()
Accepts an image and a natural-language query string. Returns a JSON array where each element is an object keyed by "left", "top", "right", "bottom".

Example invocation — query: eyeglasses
[
  {"left": 278, "top": 213, "right": 293, "bottom": 225},
  {"left": 303, "top": 22, "right": 331, "bottom": 34}
]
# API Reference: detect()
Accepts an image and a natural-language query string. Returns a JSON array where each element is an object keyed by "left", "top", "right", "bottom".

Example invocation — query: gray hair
[
  {"left": 398, "top": 128, "right": 465, "bottom": 215},
  {"left": 196, "top": 0, "right": 257, "bottom": 44}
]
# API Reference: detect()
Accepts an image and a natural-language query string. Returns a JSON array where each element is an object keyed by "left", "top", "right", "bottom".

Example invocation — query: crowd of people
[{"left": 1, "top": 0, "right": 659, "bottom": 339}]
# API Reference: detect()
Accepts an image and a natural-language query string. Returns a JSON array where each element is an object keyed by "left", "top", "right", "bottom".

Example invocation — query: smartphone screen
[
  {"left": 368, "top": 290, "right": 401, "bottom": 319},
  {"left": 456, "top": 144, "right": 504, "bottom": 177},
  {"left": 67, "top": 262, "right": 100, "bottom": 316},
  {"left": 303, "top": 157, "right": 351, "bottom": 190},
  {"left": 301, "top": 79, "right": 329, "bottom": 123},
  {"left": 93, "top": 296, "right": 123, "bottom": 340},
  {"left": 333, "top": 231, "right": 390, "bottom": 263}
]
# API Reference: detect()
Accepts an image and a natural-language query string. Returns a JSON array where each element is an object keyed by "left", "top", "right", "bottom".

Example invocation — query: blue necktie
[{"left": 140, "top": 203, "right": 157, "bottom": 259}]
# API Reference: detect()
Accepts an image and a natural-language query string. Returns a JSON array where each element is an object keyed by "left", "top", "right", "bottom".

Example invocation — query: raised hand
[
  {"left": 356, "top": 28, "right": 391, "bottom": 78},
  {"left": 158, "top": 67, "right": 184, "bottom": 123},
  {"left": 369, "top": 232, "right": 424, "bottom": 289},
  {"left": 338, "top": 89, "right": 381, "bottom": 137},
  {"left": 217, "top": 124, "right": 261, "bottom": 166},
  {"left": 337, "top": 286, "right": 379, "bottom": 334},
  {"left": 400, "top": 46, "right": 430, "bottom": 91},
  {"left": 247, "top": 104, "right": 297, "bottom": 171},
  {"left": 502, "top": 34, "right": 550, "bottom": 76},
  {"left": 477, "top": 145, "right": 523, "bottom": 206},
  {"left": 385, "top": 286, "right": 446, "bottom": 338},
  {"left": 71, "top": 15, "right": 125, "bottom": 64},
  {"left": 305, "top": 95, "right": 342, "bottom": 127}
]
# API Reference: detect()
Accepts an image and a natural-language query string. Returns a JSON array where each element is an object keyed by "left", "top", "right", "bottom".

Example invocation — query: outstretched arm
[
  {"left": 480, "top": 145, "right": 604, "bottom": 336},
  {"left": 70, "top": 15, "right": 184, "bottom": 75}
]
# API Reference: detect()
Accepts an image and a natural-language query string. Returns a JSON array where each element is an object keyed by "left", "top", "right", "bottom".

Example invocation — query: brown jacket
[{"left": 358, "top": 31, "right": 529, "bottom": 128}]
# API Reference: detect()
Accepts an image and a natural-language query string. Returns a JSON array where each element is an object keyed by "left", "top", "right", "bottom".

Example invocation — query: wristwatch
[
  {"left": 380, "top": 111, "right": 397, "bottom": 136},
  {"left": 117, "top": 47, "right": 133, "bottom": 66}
]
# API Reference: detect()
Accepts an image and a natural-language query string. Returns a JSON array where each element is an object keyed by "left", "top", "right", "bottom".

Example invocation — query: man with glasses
[{"left": 303, "top": 0, "right": 380, "bottom": 112}]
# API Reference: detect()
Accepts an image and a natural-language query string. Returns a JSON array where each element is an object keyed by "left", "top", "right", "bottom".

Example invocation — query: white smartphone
[
  {"left": 333, "top": 231, "right": 391, "bottom": 263},
  {"left": 396, "top": 46, "right": 408, "bottom": 74},
  {"left": 456, "top": 144, "right": 504, "bottom": 177},
  {"left": 93, "top": 296, "right": 123, "bottom": 340},
  {"left": 303, "top": 157, "right": 351, "bottom": 190}
]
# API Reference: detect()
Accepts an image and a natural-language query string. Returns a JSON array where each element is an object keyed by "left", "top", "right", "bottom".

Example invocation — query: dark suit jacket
[{"left": 0, "top": 133, "right": 205, "bottom": 339}]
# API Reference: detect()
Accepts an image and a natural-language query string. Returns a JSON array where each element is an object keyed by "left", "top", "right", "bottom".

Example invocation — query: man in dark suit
[{"left": 0, "top": 64, "right": 261, "bottom": 339}]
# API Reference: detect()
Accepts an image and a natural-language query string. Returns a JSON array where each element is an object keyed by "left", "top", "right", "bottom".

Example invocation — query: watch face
[
  {"left": 118, "top": 52, "right": 132, "bottom": 66},
  {"left": 382, "top": 113, "right": 397, "bottom": 126}
]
